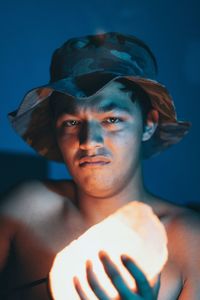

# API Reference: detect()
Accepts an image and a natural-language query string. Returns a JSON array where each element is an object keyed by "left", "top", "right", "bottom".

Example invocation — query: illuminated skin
[{"left": 0, "top": 81, "right": 200, "bottom": 299}]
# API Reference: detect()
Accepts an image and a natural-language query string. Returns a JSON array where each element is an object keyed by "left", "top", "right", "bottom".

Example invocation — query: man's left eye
[{"left": 103, "top": 117, "right": 122, "bottom": 124}]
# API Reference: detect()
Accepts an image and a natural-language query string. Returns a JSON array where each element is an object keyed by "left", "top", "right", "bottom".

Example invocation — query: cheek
[
  {"left": 107, "top": 124, "right": 143, "bottom": 156},
  {"left": 57, "top": 135, "right": 77, "bottom": 162}
]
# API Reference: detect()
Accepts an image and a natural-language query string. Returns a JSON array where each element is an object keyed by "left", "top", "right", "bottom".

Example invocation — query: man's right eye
[{"left": 62, "top": 120, "right": 80, "bottom": 127}]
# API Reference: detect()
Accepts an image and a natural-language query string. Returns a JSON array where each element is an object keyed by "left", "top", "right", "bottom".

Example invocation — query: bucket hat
[{"left": 8, "top": 32, "right": 191, "bottom": 162}]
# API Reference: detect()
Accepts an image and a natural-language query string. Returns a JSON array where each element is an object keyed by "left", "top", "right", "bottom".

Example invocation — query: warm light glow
[{"left": 49, "top": 202, "right": 168, "bottom": 300}]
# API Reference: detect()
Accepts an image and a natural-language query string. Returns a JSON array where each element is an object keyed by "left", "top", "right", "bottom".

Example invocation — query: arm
[
  {"left": 0, "top": 185, "right": 26, "bottom": 276},
  {"left": 168, "top": 211, "right": 200, "bottom": 300},
  {"left": 0, "top": 215, "right": 13, "bottom": 271},
  {"left": 0, "top": 213, "right": 18, "bottom": 298},
  {"left": 177, "top": 232, "right": 200, "bottom": 299}
]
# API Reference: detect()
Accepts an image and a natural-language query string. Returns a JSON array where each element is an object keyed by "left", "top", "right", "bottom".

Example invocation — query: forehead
[{"left": 52, "top": 80, "right": 138, "bottom": 115}]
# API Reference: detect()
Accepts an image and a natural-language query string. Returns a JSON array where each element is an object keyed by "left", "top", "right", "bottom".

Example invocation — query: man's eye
[
  {"left": 62, "top": 120, "right": 80, "bottom": 127},
  {"left": 103, "top": 117, "right": 122, "bottom": 124}
]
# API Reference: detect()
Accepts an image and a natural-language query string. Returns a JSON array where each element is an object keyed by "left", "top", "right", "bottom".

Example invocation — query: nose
[{"left": 79, "top": 121, "right": 104, "bottom": 150}]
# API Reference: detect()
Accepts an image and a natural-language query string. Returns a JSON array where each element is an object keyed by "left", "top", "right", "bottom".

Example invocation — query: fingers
[
  {"left": 74, "top": 260, "right": 110, "bottom": 300},
  {"left": 86, "top": 260, "right": 110, "bottom": 300},
  {"left": 73, "top": 276, "right": 89, "bottom": 300},
  {"left": 74, "top": 253, "right": 159, "bottom": 300},
  {"left": 121, "top": 255, "right": 155, "bottom": 300},
  {"left": 99, "top": 251, "right": 134, "bottom": 299}
]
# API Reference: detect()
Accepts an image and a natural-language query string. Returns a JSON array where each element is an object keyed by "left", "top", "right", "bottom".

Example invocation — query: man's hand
[{"left": 74, "top": 251, "right": 160, "bottom": 300}]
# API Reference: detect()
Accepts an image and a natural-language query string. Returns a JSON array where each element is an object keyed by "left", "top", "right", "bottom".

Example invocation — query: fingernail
[
  {"left": 73, "top": 276, "right": 79, "bottom": 286},
  {"left": 121, "top": 255, "right": 128, "bottom": 263},
  {"left": 98, "top": 250, "right": 107, "bottom": 260},
  {"left": 86, "top": 260, "right": 92, "bottom": 270}
]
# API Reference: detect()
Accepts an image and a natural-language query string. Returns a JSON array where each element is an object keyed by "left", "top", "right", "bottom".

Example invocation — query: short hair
[{"left": 115, "top": 77, "right": 153, "bottom": 125}]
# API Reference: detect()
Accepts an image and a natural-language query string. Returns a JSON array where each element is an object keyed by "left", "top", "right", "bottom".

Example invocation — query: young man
[{"left": 0, "top": 32, "right": 200, "bottom": 300}]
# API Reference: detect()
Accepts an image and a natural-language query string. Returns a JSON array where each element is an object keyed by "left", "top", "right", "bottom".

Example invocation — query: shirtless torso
[{"left": 0, "top": 180, "right": 200, "bottom": 300}]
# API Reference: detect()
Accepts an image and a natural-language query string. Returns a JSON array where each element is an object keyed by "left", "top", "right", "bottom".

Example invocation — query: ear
[{"left": 142, "top": 109, "right": 159, "bottom": 142}]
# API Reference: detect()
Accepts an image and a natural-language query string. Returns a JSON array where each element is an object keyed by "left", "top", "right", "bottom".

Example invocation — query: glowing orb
[{"left": 49, "top": 201, "right": 168, "bottom": 300}]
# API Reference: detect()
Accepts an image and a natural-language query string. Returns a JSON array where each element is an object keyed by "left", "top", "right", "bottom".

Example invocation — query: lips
[{"left": 79, "top": 155, "right": 111, "bottom": 167}]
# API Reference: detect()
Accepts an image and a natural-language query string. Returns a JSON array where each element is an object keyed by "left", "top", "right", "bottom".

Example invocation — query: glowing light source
[{"left": 49, "top": 201, "right": 168, "bottom": 300}]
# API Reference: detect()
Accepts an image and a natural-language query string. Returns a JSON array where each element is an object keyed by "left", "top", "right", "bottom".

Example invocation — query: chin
[
  {"left": 69, "top": 164, "right": 136, "bottom": 197},
  {"left": 73, "top": 175, "right": 111, "bottom": 196},
  {"left": 77, "top": 178, "right": 125, "bottom": 199}
]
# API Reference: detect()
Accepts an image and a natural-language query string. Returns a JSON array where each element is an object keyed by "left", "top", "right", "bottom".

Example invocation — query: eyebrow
[
  {"left": 96, "top": 101, "right": 132, "bottom": 114},
  {"left": 54, "top": 101, "right": 78, "bottom": 117}
]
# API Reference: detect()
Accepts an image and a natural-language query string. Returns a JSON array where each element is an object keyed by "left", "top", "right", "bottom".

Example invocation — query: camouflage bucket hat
[{"left": 8, "top": 32, "right": 191, "bottom": 162}]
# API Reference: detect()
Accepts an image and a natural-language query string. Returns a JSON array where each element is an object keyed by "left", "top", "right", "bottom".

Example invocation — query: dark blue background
[{"left": 0, "top": 0, "right": 199, "bottom": 205}]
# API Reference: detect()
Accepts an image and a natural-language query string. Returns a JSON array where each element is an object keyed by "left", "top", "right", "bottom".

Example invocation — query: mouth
[{"left": 79, "top": 156, "right": 111, "bottom": 167}]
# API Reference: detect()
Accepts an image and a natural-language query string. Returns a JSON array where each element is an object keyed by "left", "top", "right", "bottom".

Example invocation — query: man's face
[{"left": 54, "top": 81, "right": 146, "bottom": 197}]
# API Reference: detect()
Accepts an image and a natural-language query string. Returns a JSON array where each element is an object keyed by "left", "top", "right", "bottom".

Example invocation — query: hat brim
[{"left": 8, "top": 72, "right": 191, "bottom": 161}]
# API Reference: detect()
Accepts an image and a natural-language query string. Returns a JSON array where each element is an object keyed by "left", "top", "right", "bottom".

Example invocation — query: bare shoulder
[
  {"left": 151, "top": 198, "right": 200, "bottom": 298},
  {"left": 0, "top": 179, "right": 75, "bottom": 221},
  {"left": 151, "top": 195, "right": 200, "bottom": 231},
  {"left": 151, "top": 196, "right": 200, "bottom": 268},
  {"left": 165, "top": 206, "right": 200, "bottom": 298},
  {"left": 166, "top": 205, "right": 200, "bottom": 245},
  {"left": 156, "top": 198, "right": 200, "bottom": 253}
]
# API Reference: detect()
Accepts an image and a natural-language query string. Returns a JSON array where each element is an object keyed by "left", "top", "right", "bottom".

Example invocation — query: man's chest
[{"left": 9, "top": 211, "right": 184, "bottom": 300}]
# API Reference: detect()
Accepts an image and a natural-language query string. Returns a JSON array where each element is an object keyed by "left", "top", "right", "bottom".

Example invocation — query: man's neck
[{"left": 76, "top": 172, "right": 151, "bottom": 226}]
